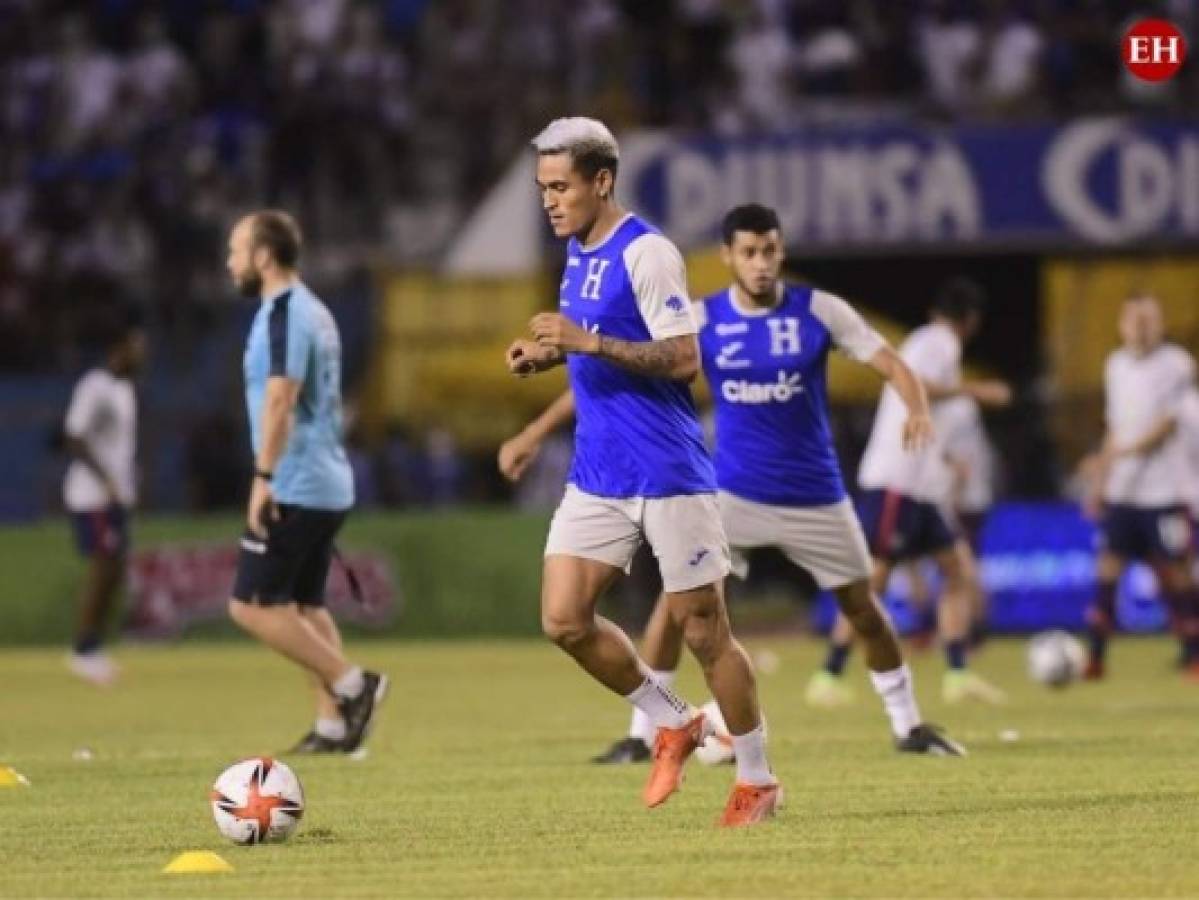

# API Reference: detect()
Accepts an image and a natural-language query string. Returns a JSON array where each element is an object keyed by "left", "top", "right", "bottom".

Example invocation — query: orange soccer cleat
[
  {"left": 718, "top": 781, "right": 782, "bottom": 829},
  {"left": 643, "top": 714, "right": 706, "bottom": 808}
]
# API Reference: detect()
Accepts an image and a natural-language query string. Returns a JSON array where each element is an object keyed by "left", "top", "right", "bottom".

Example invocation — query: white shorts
[
  {"left": 719, "top": 491, "right": 873, "bottom": 590},
  {"left": 545, "top": 486, "right": 731, "bottom": 593}
]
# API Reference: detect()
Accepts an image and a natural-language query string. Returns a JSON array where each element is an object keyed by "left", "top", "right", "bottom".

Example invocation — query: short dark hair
[
  {"left": 932, "top": 277, "right": 986, "bottom": 322},
  {"left": 721, "top": 204, "right": 781, "bottom": 245},
  {"left": 569, "top": 148, "right": 619, "bottom": 184},
  {"left": 103, "top": 304, "right": 144, "bottom": 350},
  {"left": 251, "top": 210, "right": 302, "bottom": 268}
]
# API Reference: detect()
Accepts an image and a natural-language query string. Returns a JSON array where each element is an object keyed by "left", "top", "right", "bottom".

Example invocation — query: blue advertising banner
[
  {"left": 624, "top": 119, "right": 1199, "bottom": 251},
  {"left": 814, "top": 502, "right": 1173, "bottom": 635}
]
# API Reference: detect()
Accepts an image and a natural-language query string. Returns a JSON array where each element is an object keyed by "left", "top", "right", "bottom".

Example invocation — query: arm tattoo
[{"left": 595, "top": 334, "right": 693, "bottom": 379}]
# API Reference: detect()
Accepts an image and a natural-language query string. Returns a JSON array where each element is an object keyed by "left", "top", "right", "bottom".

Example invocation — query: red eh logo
[{"left": 1122, "top": 19, "right": 1188, "bottom": 82}]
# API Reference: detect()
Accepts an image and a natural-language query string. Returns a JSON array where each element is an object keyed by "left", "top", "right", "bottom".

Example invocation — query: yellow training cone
[
  {"left": 0, "top": 766, "right": 30, "bottom": 787},
  {"left": 162, "top": 851, "right": 235, "bottom": 875}
]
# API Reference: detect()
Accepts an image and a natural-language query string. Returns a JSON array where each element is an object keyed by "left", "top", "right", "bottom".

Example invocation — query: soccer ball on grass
[{"left": 210, "top": 756, "right": 304, "bottom": 845}]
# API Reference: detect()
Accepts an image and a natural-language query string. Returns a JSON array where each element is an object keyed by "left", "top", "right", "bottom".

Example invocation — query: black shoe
[
  {"left": 338, "top": 671, "right": 389, "bottom": 752},
  {"left": 897, "top": 724, "right": 967, "bottom": 757},
  {"left": 288, "top": 730, "right": 347, "bottom": 754},
  {"left": 591, "top": 736, "right": 652, "bottom": 765}
]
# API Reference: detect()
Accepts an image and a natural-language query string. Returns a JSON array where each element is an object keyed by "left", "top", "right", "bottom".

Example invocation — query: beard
[{"left": 235, "top": 269, "right": 263, "bottom": 298}]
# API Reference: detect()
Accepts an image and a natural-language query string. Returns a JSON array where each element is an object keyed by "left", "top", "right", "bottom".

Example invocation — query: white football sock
[
  {"left": 331, "top": 666, "right": 365, "bottom": 700},
  {"left": 315, "top": 717, "right": 346, "bottom": 741},
  {"left": 629, "top": 670, "right": 676, "bottom": 744},
  {"left": 624, "top": 672, "right": 692, "bottom": 730},
  {"left": 731, "top": 723, "right": 776, "bottom": 787},
  {"left": 869, "top": 664, "right": 921, "bottom": 739}
]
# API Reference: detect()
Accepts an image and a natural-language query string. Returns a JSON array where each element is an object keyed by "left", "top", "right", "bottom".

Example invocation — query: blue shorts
[
  {"left": 857, "top": 489, "right": 958, "bottom": 563},
  {"left": 1098, "top": 504, "right": 1192, "bottom": 562},
  {"left": 69, "top": 505, "right": 130, "bottom": 558}
]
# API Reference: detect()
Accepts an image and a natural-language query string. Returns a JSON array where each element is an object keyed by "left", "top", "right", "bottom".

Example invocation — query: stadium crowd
[
  {"left": 1, "top": 0, "right": 1194, "bottom": 372},
  {"left": 0, "top": 0, "right": 1192, "bottom": 513}
]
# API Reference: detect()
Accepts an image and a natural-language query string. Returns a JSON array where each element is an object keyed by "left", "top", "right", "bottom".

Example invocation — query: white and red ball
[{"left": 210, "top": 757, "right": 304, "bottom": 845}]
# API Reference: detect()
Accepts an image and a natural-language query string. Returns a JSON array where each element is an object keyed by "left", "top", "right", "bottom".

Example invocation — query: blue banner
[
  {"left": 814, "top": 502, "right": 1173, "bottom": 635},
  {"left": 624, "top": 119, "right": 1199, "bottom": 251}
]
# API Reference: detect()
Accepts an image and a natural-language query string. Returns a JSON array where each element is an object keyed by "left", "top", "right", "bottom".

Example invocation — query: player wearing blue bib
[
  {"left": 224, "top": 210, "right": 387, "bottom": 755},
  {"left": 505, "top": 119, "right": 780, "bottom": 827},
  {"left": 505, "top": 205, "right": 964, "bottom": 761}
]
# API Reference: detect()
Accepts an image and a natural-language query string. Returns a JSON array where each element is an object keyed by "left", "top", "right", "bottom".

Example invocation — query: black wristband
[{"left": 254, "top": 468, "right": 273, "bottom": 482}]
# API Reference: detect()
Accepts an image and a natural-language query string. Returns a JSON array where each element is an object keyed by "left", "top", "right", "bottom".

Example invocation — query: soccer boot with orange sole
[
  {"left": 718, "top": 781, "right": 782, "bottom": 828},
  {"left": 643, "top": 713, "right": 707, "bottom": 808}
]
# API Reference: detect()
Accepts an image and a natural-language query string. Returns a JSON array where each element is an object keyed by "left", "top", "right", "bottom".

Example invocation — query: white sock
[
  {"left": 731, "top": 724, "right": 776, "bottom": 787},
  {"left": 629, "top": 670, "right": 675, "bottom": 744},
  {"left": 869, "top": 664, "right": 921, "bottom": 739},
  {"left": 331, "top": 666, "right": 365, "bottom": 700},
  {"left": 315, "top": 717, "right": 346, "bottom": 741},
  {"left": 624, "top": 672, "right": 692, "bottom": 730}
]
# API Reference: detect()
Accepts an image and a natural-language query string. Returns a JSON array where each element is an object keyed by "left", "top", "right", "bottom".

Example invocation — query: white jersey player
[
  {"left": 1083, "top": 295, "right": 1199, "bottom": 680},
  {"left": 821, "top": 280, "right": 1012, "bottom": 705},
  {"left": 62, "top": 317, "right": 145, "bottom": 685}
]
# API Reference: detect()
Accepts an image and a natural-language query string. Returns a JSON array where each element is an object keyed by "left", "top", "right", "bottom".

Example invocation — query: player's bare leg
[
  {"left": 68, "top": 553, "right": 125, "bottom": 686},
  {"left": 643, "top": 593, "right": 686, "bottom": 671},
  {"left": 541, "top": 554, "right": 711, "bottom": 805},
  {"left": 288, "top": 607, "right": 349, "bottom": 751},
  {"left": 662, "top": 581, "right": 779, "bottom": 826},
  {"left": 904, "top": 562, "right": 938, "bottom": 651},
  {"left": 229, "top": 599, "right": 387, "bottom": 750},
  {"left": 807, "top": 559, "right": 896, "bottom": 707},
  {"left": 229, "top": 600, "right": 351, "bottom": 684},
  {"left": 597, "top": 594, "right": 686, "bottom": 763},
  {"left": 1150, "top": 559, "right": 1199, "bottom": 678},
  {"left": 937, "top": 541, "right": 1005, "bottom": 704},
  {"left": 1084, "top": 551, "right": 1124, "bottom": 679},
  {"left": 541, "top": 555, "right": 653, "bottom": 694}
]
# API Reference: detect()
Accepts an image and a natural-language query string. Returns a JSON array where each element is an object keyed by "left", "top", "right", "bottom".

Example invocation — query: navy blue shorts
[
  {"left": 233, "top": 504, "right": 347, "bottom": 607},
  {"left": 69, "top": 505, "right": 130, "bottom": 558},
  {"left": 857, "top": 489, "right": 958, "bottom": 563},
  {"left": 1098, "top": 504, "right": 1192, "bottom": 562}
]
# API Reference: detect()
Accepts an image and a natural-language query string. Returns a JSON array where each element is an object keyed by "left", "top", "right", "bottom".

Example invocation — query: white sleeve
[
  {"left": 691, "top": 300, "right": 708, "bottom": 331},
  {"left": 810, "top": 290, "right": 886, "bottom": 363},
  {"left": 64, "top": 373, "right": 101, "bottom": 438},
  {"left": 1162, "top": 351, "right": 1196, "bottom": 418},
  {"left": 623, "top": 233, "right": 696, "bottom": 340}
]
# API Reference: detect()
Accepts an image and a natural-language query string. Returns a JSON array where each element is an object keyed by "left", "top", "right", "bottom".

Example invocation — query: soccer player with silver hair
[{"left": 505, "top": 118, "right": 780, "bottom": 827}]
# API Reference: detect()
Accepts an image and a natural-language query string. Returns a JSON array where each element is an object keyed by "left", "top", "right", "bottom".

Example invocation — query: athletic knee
[
  {"left": 541, "top": 611, "right": 593, "bottom": 650},
  {"left": 681, "top": 610, "right": 727, "bottom": 667}
]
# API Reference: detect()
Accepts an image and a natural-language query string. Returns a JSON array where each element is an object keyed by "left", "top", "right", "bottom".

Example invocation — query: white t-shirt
[
  {"left": 938, "top": 395, "right": 995, "bottom": 513},
  {"left": 1177, "top": 388, "right": 1199, "bottom": 515},
  {"left": 859, "top": 323, "right": 960, "bottom": 503},
  {"left": 1104, "top": 344, "right": 1195, "bottom": 508},
  {"left": 63, "top": 368, "right": 137, "bottom": 511}
]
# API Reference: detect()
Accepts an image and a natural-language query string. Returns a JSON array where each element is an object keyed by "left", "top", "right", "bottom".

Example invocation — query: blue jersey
[
  {"left": 698, "top": 284, "right": 884, "bottom": 508},
  {"left": 561, "top": 214, "right": 715, "bottom": 498},
  {"left": 243, "top": 282, "right": 354, "bottom": 511}
]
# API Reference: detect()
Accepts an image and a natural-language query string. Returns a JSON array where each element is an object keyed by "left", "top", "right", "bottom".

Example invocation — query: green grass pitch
[{"left": 2, "top": 637, "right": 1197, "bottom": 898}]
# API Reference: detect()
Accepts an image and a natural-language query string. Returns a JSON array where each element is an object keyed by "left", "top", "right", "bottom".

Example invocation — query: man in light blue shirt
[{"left": 226, "top": 210, "right": 386, "bottom": 756}]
